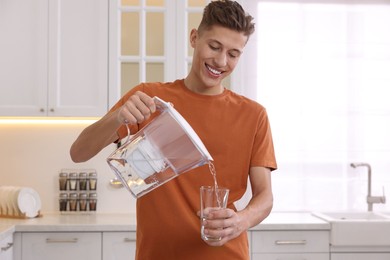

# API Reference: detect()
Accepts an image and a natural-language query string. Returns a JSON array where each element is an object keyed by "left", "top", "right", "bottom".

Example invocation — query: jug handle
[
  {"left": 122, "top": 96, "right": 171, "bottom": 144},
  {"left": 123, "top": 124, "right": 131, "bottom": 144}
]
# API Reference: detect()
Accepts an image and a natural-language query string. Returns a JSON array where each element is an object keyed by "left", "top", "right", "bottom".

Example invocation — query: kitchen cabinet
[
  {"left": 19, "top": 232, "right": 101, "bottom": 260},
  {"left": 0, "top": 0, "right": 108, "bottom": 117},
  {"left": 0, "top": 233, "right": 13, "bottom": 260},
  {"left": 102, "top": 232, "right": 136, "bottom": 260},
  {"left": 251, "top": 230, "right": 329, "bottom": 260},
  {"left": 13, "top": 231, "right": 136, "bottom": 260}
]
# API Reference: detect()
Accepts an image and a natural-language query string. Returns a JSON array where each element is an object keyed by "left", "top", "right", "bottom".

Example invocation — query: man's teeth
[{"left": 206, "top": 65, "right": 222, "bottom": 75}]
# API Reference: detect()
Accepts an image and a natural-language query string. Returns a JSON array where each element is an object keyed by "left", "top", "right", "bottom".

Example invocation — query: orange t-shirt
[{"left": 110, "top": 79, "right": 277, "bottom": 260}]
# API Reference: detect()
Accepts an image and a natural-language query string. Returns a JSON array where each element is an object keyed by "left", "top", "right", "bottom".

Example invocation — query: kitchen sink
[
  {"left": 312, "top": 211, "right": 390, "bottom": 246},
  {"left": 313, "top": 211, "right": 390, "bottom": 221}
]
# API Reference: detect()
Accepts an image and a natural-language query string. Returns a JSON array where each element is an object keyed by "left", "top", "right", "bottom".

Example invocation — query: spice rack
[{"left": 58, "top": 169, "right": 97, "bottom": 213}]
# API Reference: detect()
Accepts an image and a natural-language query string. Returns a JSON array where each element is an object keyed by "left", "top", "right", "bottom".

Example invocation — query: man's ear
[{"left": 189, "top": 28, "right": 198, "bottom": 48}]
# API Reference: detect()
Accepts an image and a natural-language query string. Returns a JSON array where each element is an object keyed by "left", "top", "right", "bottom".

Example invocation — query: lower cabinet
[
  {"left": 19, "top": 232, "right": 101, "bottom": 260},
  {"left": 14, "top": 231, "right": 136, "bottom": 260},
  {"left": 14, "top": 229, "right": 333, "bottom": 259},
  {"left": 102, "top": 232, "right": 136, "bottom": 260},
  {"left": 251, "top": 230, "right": 330, "bottom": 260},
  {"left": 0, "top": 233, "right": 13, "bottom": 260}
]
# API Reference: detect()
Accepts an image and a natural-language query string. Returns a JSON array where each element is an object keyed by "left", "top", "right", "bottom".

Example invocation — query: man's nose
[{"left": 214, "top": 52, "right": 227, "bottom": 67}]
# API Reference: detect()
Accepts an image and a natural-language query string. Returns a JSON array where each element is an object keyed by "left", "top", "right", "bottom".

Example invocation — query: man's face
[{"left": 189, "top": 25, "right": 248, "bottom": 92}]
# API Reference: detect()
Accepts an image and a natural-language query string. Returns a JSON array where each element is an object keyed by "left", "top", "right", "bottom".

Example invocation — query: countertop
[
  {"left": 0, "top": 212, "right": 329, "bottom": 240},
  {"left": 253, "top": 211, "right": 330, "bottom": 230}
]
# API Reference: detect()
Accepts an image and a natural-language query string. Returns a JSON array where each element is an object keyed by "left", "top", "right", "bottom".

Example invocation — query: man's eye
[
  {"left": 229, "top": 52, "right": 240, "bottom": 58},
  {"left": 209, "top": 45, "right": 219, "bottom": 50}
]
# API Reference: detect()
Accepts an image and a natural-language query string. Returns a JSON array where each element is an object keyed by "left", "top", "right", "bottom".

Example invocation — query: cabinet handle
[
  {"left": 46, "top": 238, "right": 78, "bottom": 243},
  {"left": 40, "top": 108, "right": 45, "bottom": 112},
  {"left": 275, "top": 240, "right": 307, "bottom": 245},
  {"left": 1, "top": 242, "right": 13, "bottom": 251},
  {"left": 50, "top": 108, "right": 54, "bottom": 112},
  {"left": 275, "top": 258, "right": 306, "bottom": 260},
  {"left": 123, "top": 238, "right": 136, "bottom": 243}
]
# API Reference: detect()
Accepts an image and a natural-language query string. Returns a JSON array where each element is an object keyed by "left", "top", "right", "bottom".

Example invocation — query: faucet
[{"left": 350, "top": 162, "right": 386, "bottom": 211}]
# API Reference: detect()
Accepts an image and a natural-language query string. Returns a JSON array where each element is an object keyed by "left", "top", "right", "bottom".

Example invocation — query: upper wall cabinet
[{"left": 0, "top": 0, "right": 108, "bottom": 117}]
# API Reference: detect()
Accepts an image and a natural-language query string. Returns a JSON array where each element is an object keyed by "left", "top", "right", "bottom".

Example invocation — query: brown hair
[{"left": 198, "top": 0, "right": 255, "bottom": 37}]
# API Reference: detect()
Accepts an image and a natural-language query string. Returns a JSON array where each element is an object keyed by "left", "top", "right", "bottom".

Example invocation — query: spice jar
[
  {"left": 88, "top": 172, "right": 97, "bottom": 190},
  {"left": 59, "top": 172, "right": 68, "bottom": 191},
  {"left": 89, "top": 193, "right": 97, "bottom": 211},
  {"left": 79, "top": 172, "right": 87, "bottom": 191},
  {"left": 69, "top": 172, "right": 78, "bottom": 191},
  {"left": 69, "top": 193, "right": 78, "bottom": 211},
  {"left": 79, "top": 193, "right": 87, "bottom": 211},
  {"left": 59, "top": 193, "right": 68, "bottom": 211}
]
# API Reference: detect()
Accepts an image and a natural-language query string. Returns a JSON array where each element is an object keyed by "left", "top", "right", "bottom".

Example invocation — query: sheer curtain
[{"left": 239, "top": 0, "right": 390, "bottom": 211}]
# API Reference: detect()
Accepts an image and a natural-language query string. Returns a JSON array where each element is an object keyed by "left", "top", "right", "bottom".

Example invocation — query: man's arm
[
  {"left": 70, "top": 110, "right": 122, "bottom": 163},
  {"left": 70, "top": 91, "right": 156, "bottom": 163},
  {"left": 238, "top": 166, "right": 273, "bottom": 229}
]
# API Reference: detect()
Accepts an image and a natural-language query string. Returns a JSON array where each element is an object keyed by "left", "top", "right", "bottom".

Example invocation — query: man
[{"left": 70, "top": 1, "right": 277, "bottom": 259}]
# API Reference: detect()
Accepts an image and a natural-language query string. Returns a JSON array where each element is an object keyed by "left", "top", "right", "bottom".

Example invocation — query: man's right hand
[{"left": 117, "top": 91, "right": 156, "bottom": 125}]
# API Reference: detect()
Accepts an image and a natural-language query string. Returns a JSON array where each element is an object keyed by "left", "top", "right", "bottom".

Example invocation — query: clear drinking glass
[{"left": 200, "top": 186, "right": 229, "bottom": 242}]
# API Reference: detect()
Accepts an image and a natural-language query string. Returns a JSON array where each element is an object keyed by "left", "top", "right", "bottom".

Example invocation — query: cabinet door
[
  {"left": 0, "top": 0, "right": 108, "bottom": 117},
  {"left": 252, "top": 253, "right": 329, "bottom": 260},
  {"left": 47, "top": 0, "right": 108, "bottom": 117},
  {"left": 251, "top": 230, "right": 329, "bottom": 254},
  {"left": 21, "top": 232, "right": 101, "bottom": 260},
  {"left": 0, "top": 0, "right": 48, "bottom": 116},
  {"left": 102, "top": 232, "right": 136, "bottom": 260},
  {"left": 0, "top": 234, "right": 13, "bottom": 260}
]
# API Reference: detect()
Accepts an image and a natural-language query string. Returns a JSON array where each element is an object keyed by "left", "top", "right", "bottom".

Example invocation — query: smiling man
[{"left": 70, "top": 1, "right": 277, "bottom": 259}]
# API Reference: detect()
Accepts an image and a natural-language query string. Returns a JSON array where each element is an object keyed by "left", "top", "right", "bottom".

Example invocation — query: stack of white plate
[{"left": 0, "top": 186, "right": 41, "bottom": 218}]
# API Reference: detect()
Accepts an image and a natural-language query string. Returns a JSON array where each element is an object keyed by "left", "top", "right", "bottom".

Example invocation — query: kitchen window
[
  {"left": 241, "top": 0, "right": 390, "bottom": 211},
  {"left": 108, "top": 0, "right": 232, "bottom": 107}
]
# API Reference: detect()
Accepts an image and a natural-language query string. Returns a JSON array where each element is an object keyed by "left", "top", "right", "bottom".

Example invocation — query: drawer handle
[
  {"left": 1, "top": 242, "right": 13, "bottom": 251},
  {"left": 275, "top": 240, "right": 307, "bottom": 245},
  {"left": 123, "top": 238, "right": 136, "bottom": 243},
  {"left": 46, "top": 238, "right": 78, "bottom": 243}
]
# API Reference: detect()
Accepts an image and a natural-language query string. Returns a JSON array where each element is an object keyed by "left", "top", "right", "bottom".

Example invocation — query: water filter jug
[{"left": 107, "top": 97, "right": 213, "bottom": 198}]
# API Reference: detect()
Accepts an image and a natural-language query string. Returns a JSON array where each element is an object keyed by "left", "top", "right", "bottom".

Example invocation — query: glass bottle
[
  {"left": 89, "top": 193, "right": 97, "bottom": 211},
  {"left": 69, "top": 172, "right": 78, "bottom": 191},
  {"left": 59, "top": 193, "right": 68, "bottom": 211},
  {"left": 79, "top": 172, "right": 87, "bottom": 191},
  {"left": 88, "top": 172, "right": 97, "bottom": 190},
  {"left": 59, "top": 172, "right": 68, "bottom": 191},
  {"left": 79, "top": 193, "right": 87, "bottom": 211},
  {"left": 69, "top": 193, "right": 78, "bottom": 211}
]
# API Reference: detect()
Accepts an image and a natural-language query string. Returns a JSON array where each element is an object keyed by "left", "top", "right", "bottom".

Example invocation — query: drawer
[
  {"left": 251, "top": 230, "right": 329, "bottom": 253},
  {"left": 252, "top": 252, "right": 329, "bottom": 260},
  {"left": 21, "top": 232, "right": 102, "bottom": 260}
]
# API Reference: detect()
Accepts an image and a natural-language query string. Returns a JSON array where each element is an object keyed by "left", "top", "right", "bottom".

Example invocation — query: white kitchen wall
[
  {"left": 1, "top": 121, "right": 389, "bottom": 214},
  {"left": 0, "top": 121, "right": 136, "bottom": 214}
]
